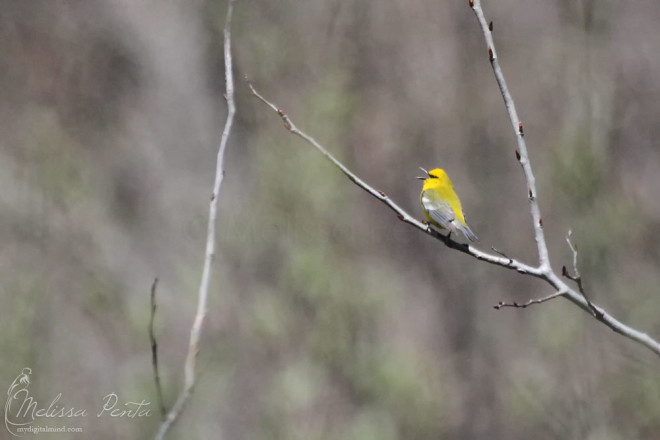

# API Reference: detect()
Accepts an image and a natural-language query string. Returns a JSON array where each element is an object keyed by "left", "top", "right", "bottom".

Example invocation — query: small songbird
[{"left": 417, "top": 167, "right": 478, "bottom": 242}]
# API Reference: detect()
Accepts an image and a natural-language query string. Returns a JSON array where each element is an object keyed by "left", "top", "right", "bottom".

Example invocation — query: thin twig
[
  {"left": 149, "top": 277, "right": 166, "bottom": 420},
  {"left": 494, "top": 290, "right": 566, "bottom": 310},
  {"left": 155, "top": 1, "right": 237, "bottom": 438},
  {"left": 562, "top": 230, "right": 601, "bottom": 318},
  {"left": 248, "top": 81, "right": 660, "bottom": 357},
  {"left": 491, "top": 247, "right": 513, "bottom": 265}
]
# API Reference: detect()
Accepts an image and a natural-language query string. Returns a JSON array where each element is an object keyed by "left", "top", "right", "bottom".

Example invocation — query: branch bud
[
  {"left": 518, "top": 121, "right": 524, "bottom": 135},
  {"left": 539, "top": 217, "right": 543, "bottom": 227},
  {"left": 488, "top": 48, "right": 494, "bottom": 62},
  {"left": 469, "top": 0, "right": 474, "bottom": 8},
  {"left": 515, "top": 150, "right": 521, "bottom": 161},
  {"left": 488, "top": 21, "right": 494, "bottom": 31}
]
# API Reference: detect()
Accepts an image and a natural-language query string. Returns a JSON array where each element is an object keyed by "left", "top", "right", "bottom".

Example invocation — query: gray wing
[
  {"left": 421, "top": 192, "right": 455, "bottom": 230},
  {"left": 423, "top": 191, "right": 479, "bottom": 241}
]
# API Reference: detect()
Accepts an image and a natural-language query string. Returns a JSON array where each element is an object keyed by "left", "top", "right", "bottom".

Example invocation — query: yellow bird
[{"left": 417, "top": 167, "right": 478, "bottom": 242}]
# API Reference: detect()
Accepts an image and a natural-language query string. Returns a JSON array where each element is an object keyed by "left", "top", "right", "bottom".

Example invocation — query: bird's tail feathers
[{"left": 459, "top": 224, "right": 479, "bottom": 242}]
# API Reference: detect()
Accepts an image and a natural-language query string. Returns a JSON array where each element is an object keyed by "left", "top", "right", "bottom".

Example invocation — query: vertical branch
[
  {"left": 155, "top": 0, "right": 237, "bottom": 438},
  {"left": 149, "top": 277, "right": 166, "bottom": 419},
  {"left": 469, "top": 0, "right": 551, "bottom": 271}
]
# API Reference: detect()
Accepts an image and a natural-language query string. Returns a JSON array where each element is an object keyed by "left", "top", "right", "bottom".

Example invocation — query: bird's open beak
[{"left": 416, "top": 166, "right": 429, "bottom": 180}]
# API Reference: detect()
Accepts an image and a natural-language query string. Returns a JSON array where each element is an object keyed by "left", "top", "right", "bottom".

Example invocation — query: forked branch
[{"left": 249, "top": 11, "right": 660, "bottom": 358}]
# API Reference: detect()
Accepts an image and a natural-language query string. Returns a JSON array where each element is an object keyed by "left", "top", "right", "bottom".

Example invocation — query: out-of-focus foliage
[{"left": 1, "top": 0, "right": 659, "bottom": 438}]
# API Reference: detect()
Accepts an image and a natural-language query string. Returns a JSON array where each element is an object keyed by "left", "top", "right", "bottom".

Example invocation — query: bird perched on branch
[{"left": 417, "top": 167, "right": 478, "bottom": 242}]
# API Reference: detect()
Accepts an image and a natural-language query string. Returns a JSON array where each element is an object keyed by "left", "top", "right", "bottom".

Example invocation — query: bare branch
[
  {"left": 155, "top": 1, "right": 237, "bottom": 438},
  {"left": 247, "top": 0, "right": 660, "bottom": 358},
  {"left": 494, "top": 290, "right": 566, "bottom": 310},
  {"left": 149, "top": 277, "right": 166, "bottom": 420},
  {"left": 470, "top": 0, "right": 550, "bottom": 272},
  {"left": 566, "top": 230, "right": 580, "bottom": 279},
  {"left": 469, "top": 0, "right": 658, "bottom": 355},
  {"left": 248, "top": 81, "right": 660, "bottom": 358},
  {"left": 249, "top": 82, "right": 542, "bottom": 277},
  {"left": 491, "top": 247, "right": 513, "bottom": 265},
  {"left": 563, "top": 230, "right": 601, "bottom": 318}
]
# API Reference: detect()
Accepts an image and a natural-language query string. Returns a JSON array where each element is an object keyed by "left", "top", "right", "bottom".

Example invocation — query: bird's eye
[{"left": 430, "top": 175, "right": 438, "bottom": 178}]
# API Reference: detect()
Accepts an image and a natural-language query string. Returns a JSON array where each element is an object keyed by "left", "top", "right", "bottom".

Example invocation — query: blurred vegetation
[{"left": 1, "top": 0, "right": 659, "bottom": 439}]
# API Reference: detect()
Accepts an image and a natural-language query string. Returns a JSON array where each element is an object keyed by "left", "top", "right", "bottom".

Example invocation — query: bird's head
[{"left": 416, "top": 167, "right": 448, "bottom": 182}]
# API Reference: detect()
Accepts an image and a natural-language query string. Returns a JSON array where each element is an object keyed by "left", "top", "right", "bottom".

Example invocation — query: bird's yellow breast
[{"left": 420, "top": 170, "right": 467, "bottom": 224}]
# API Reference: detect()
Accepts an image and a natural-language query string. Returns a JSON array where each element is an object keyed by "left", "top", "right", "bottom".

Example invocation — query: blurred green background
[{"left": 1, "top": 0, "right": 659, "bottom": 438}]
